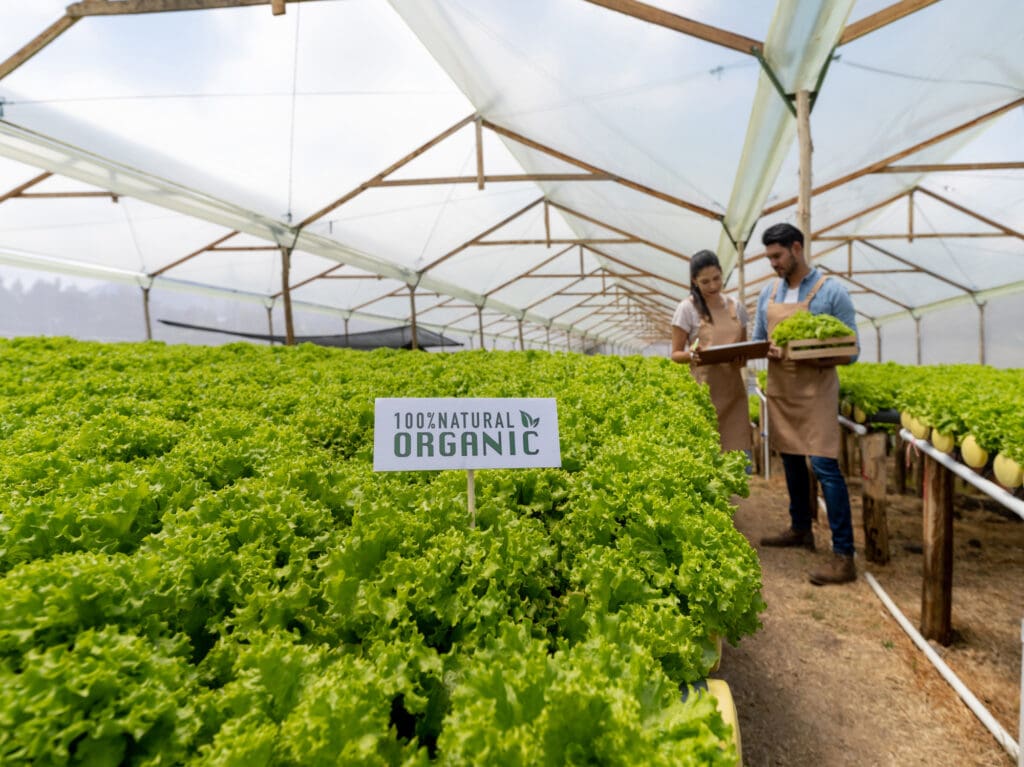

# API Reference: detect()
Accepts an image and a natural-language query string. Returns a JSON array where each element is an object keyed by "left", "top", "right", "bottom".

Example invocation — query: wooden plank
[
  {"left": 300, "top": 113, "right": 476, "bottom": 228},
  {"left": 915, "top": 186, "right": 1024, "bottom": 241},
  {"left": 483, "top": 119, "right": 722, "bottom": 220},
  {"left": 66, "top": 0, "right": 323, "bottom": 15},
  {"left": 580, "top": 0, "right": 762, "bottom": 55},
  {"left": 150, "top": 230, "right": 237, "bottom": 277},
  {"left": 371, "top": 173, "right": 615, "bottom": 186},
  {"left": 921, "top": 452, "right": 953, "bottom": 644},
  {"left": 0, "top": 16, "right": 78, "bottom": 81},
  {"left": 271, "top": 0, "right": 285, "bottom": 15},
  {"left": 418, "top": 197, "right": 544, "bottom": 273},
  {"left": 840, "top": 0, "right": 944, "bottom": 45},
  {"left": 817, "top": 232, "right": 1007, "bottom": 240},
  {"left": 476, "top": 238, "right": 636, "bottom": 246},
  {"left": 549, "top": 201, "right": 692, "bottom": 262},
  {"left": 874, "top": 161, "right": 1024, "bottom": 173},
  {"left": 763, "top": 97, "right": 1024, "bottom": 216},
  {"left": 483, "top": 244, "right": 575, "bottom": 297},
  {"left": 857, "top": 238, "right": 974, "bottom": 294},
  {"left": 860, "top": 432, "right": 891, "bottom": 564},
  {"left": 0, "top": 172, "right": 53, "bottom": 204}
]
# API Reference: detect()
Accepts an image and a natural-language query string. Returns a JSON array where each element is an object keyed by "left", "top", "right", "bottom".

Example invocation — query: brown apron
[
  {"left": 765, "top": 276, "right": 841, "bottom": 459},
  {"left": 690, "top": 296, "right": 752, "bottom": 452}
]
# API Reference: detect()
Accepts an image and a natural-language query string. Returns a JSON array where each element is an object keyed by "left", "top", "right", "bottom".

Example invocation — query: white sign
[{"left": 373, "top": 398, "right": 561, "bottom": 471}]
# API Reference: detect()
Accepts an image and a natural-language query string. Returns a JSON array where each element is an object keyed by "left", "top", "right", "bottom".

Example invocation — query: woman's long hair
[{"left": 690, "top": 249, "right": 721, "bottom": 324}]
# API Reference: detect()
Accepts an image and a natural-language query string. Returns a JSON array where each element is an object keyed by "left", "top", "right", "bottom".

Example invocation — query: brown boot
[
  {"left": 809, "top": 554, "right": 856, "bottom": 586},
  {"left": 760, "top": 527, "right": 815, "bottom": 551}
]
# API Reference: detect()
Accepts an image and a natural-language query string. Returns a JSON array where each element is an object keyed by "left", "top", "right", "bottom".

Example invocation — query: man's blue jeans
[{"left": 780, "top": 453, "right": 855, "bottom": 555}]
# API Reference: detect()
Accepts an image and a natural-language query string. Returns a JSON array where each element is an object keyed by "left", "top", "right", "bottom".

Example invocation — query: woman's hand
[{"left": 690, "top": 347, "right": 702, "bottom": 365}]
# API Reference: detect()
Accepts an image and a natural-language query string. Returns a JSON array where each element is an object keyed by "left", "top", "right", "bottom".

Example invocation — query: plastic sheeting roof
[{"left": 0, "top": 0, "right": 1022, "bottom": 350}]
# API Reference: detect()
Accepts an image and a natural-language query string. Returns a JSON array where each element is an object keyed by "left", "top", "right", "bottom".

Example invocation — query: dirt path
[{"left": 719, "top": 471, "right": 1021, "bottom": 767}]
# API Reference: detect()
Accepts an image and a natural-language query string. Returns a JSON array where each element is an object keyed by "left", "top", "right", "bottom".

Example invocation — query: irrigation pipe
[
  {"left": 838, "top": 414, "right": 868, "bottom": 436},
  {"left": 864, "top": 572, "right": 1021, "bottom": 762},
  {"left": 899, "top": 429, "right": 1024, "bottom": 521}
]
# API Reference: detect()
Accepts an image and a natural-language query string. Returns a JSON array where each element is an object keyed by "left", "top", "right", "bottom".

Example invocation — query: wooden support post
[
  {"left": 408, "top": 284, "right": 419, "bottom": 351},
  {"left": 914, "top": 314, "right": 922, "bottom": 364},
  {"left": 861, "top": 432, "right": 891, "bottom": 564},
  {"left": 344, "top": 316, "right": 349, "bottom": 347},
  {"left": 873, "top": 320, "right": 882, "bottom": 362},
  {"left": 546, "top": 326, "right": 551, "bottom": 352},
  {"left": 914, "top": 446, "right": 925, "bottom": 497},
  {"left": 908, "top": 189, "right": 914, "bottom": 243},
  {"left": 847, "top": 240, "right": 853, "bottom": 276},
  {"left": 280, "top": 247, "right": 295, "bottom": 345},
  {"left": 141, "top": 285, "right": 152, "bottom": 341},
  {"left": 544, "top": 200, "right": 551, "bottom": 248},
  {"left": 736, "top": 239, "right": 746, "bottom": 315},
  {"left": 977, "top": 301, "right": 986, "bottom": 365},
  {"left": 266, "top": 304, "right": 275, "bottom": 345},
  {"left": 894, "top": 436, "right": 907, "bottom": 495},
  {"left": 518, "top": 319, "right": 525, "bottom": 351},
  {"left": 271, "top": 0, "right": 285, "bottom": 15},
  {"left": 921, "top": 452, "right": 954, "bottom": 644},
  {"left": 477, "top": 306, "right": 485, "bottom": 349},
  {"left": 796, "top": 89, "right": 813, "bottom": 261}
]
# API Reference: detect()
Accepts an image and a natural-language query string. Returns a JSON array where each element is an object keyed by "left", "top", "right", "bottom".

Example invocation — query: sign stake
[{"left": 467, "top": 469, "right": 476, "bottom": 528}]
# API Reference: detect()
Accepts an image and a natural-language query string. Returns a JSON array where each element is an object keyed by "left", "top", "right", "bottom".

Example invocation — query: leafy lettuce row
[
  {"left": 837, "top": 362, "right": 1024, "bottom": 463},
  {"left": 0, "top": 338, "right": 760, "bottom": 765}
]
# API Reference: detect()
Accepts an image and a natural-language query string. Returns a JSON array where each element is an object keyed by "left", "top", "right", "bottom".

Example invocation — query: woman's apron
[
  {"left": 765, "top": 276, "right": 841, "bottom": 459},
  {"left": 690, "top": 296, "right": 752, "bottom": 452}
]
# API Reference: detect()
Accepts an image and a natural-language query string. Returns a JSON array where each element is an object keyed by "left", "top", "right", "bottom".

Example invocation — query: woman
[{"left": 670, "top": 250, "right": 752, "bottom": 452}]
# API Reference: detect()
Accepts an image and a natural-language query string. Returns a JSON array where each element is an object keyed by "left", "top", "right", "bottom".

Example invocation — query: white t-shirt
[
  {"left": 781, "top": 284, "right": 801, "bottom": 304},
  {"left": 671, "top": 295, "right": 749, "bottom": 337}
]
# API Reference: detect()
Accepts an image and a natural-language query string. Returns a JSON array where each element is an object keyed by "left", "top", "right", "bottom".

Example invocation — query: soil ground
[{"left": 719, "top": 451, "right": 1023, "bottom": 767}]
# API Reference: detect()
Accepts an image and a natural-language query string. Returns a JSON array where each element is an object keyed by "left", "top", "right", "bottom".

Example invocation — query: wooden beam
[
  {"left": 418, "top": 197, "right": 545, "bottom": 273},
  {"left": 580, "top": 0, "right": 762, "bottom": 55},
  {"left": 272, "top": 0, "right": 285, "bottom": 14},
  {"left": 874, "top": 161, "right": 1024, "bottom": 173},
  {"left": 369, "top": 173, "right": 610, "bottom": 188},
  {"left": 299, "top": 113, "right": 476, "bottom": 228},
  {"left": 818, "top": 264, "right": 913, "bottom": 311},
  {"left": 856, "top": 238, "right": 975, "bottom": 295},
  {"left": 483, "top": 119, "right": 722, "bottom": 220},
  {"left": 272, "top": 262, "right": 344, "bottom": 298},
  {"left": 839, "top": 0, "right": 943, "bottom": 45},
  {"left": 584, "top": 245, "right": 689, "bottom": 291},
  {"left": 475, "top": 238, "right": 637, "bottom": 246},
  {"left": 817, "top": 232, "right": 1008, "bottom": 241},
  {"left": 208, "top": 245, "right": 280, "bottom": 251},
  {"left": 763, "top": 97, "right": 1024, "bottom": 215},
  {"left": 483, "top": 244, "right": 576, "bottom": 297},
  {"left": 65, "top": 0, "right": 323, "bottom": 16},
  {"left": 18, "top": 191, "right": 117, "bottom": 200},
  {"left": 150, "top": 230, "right": 237, "bottom": 277},
  {"left": 0, "top": 16, "right": 78, "bottom": 81},
  {"left": 0, "top": 172, "right": 53, "bottom": 204},
  {"left": 548, "top": 201, "right": 691, "bottom": 262},
  {"left": 914, "top": 186, "right": 1024, "bottom": 241},
  {"left": 812, "top": 189, "right": 912, "bottom": 236},
  {"left": 475, "top": 117, "right": 484, "bottom": 190},
  {"left": 280, "top": 246, "right": 295, "bottom": 345}
]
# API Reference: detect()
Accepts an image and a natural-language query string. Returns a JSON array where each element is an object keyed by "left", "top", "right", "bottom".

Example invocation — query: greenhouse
[{"left": 1, "top": 1, "right": 1022, "bottom": 765}]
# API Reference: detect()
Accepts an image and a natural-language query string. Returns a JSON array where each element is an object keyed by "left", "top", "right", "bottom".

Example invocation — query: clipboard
[{"left": 693, "top": 340, "right": 770, "bottom": 366}]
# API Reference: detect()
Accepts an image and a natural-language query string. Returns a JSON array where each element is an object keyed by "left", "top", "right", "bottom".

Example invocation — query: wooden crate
[{"left": 785, "top": 335, "right": 858, "bottom": 360}]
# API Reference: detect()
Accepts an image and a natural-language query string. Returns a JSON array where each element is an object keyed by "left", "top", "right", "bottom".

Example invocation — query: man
[{"left": 752, "top": 223, "right": 858, "bottom": 586}]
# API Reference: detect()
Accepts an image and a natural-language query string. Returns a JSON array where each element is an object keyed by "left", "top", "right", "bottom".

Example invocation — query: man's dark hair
[{"left": 762, "top": 223, "right": 804, "bottom": 248}]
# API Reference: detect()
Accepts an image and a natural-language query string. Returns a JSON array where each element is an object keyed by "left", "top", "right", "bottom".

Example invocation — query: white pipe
[
  {"left": 755, "top": 386, "right": 770, "bottom": 480},
  {"left": 865, "top": 572, "right": 1021, "bottom": 761},
  {"left": 838, "top": 414, "right": 868, "bottom": 436},
  {"left": 899, "top": 429, "right": 1024, "bottom": 521}
]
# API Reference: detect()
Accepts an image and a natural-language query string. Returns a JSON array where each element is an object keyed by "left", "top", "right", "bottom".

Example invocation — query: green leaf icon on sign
[{"left": 520, "top": 410, "right": 541, "bottom": 428}]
